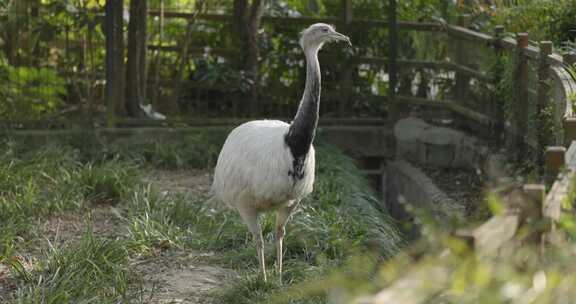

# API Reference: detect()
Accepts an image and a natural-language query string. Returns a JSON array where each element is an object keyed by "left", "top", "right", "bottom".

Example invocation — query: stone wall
[
  {"left": 394, "top": 117, "right": 490, "bottom": 169},
  {"left": 386, "top": 160, "right": 465, "bottom": 225}
]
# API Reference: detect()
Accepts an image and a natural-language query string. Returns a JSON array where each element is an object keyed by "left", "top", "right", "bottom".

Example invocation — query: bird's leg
[
  {"left": 239, "top": 209, "right": 267, "bottom": 282},
  {"left": 275, "top": 201, "right": 299, "bottom": 280},
  {"left": 275, "top": 225, "right": 285, "bottom": 276}
]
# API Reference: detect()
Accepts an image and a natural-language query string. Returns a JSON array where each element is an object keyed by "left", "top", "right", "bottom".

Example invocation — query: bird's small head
[{"left": 299, "top": 23, "right": 351, "bottom": 52}]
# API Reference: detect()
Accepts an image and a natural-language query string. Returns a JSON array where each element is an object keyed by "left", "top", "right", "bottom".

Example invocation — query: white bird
[
  {"left": 139, "top": 103, "right": 166, "bottom": 120},
  {"left": 212, "top": 23, "right": 351, "bottom": 281}
]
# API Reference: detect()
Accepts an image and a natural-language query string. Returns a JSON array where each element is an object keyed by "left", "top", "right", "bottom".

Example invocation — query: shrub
[{"left": 0, "top": 63, "right": 66, "bottom": 120}]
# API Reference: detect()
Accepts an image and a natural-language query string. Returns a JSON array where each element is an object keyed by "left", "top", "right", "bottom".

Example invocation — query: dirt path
[
  {"left": 143, "top": 169, "right": 212, "bottom": 199},
  {"left": 134, "top": 250, "right": 235, "bottom": 303},
  {"left": 138, "top": 169, "right": 236, "bottom": 303}
]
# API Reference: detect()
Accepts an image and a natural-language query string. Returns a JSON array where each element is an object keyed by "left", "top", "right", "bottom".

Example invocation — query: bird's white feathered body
[
  {"left": 212, "top": 120, "right": 315, "bottom": 211},
  {"left": 209, "top": 23, "right": 350, "bottom": 281}
]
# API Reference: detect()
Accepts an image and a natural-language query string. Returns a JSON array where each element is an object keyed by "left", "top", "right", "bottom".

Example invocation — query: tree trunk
[
  {"left": 2, "top": 0, "right": 29, "bottom": 66},
  {"left": 246, "top": 0, "right": 263, "bottom": 117},
  {"left": 126, "top": 0, "right": 148, "bottom": 117},
  {"left": 105, "top": 0, "right": 126, "bottom": 124},
  {"left": 233, "top": 0, "right": 263, "bottom": 117},
  {"left": 232, "top": 0, "right": 248, "bottom": 66}
]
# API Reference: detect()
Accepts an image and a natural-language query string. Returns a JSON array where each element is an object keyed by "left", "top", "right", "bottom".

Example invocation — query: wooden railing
[
  {"left": 363, "top": 13, "right": 576, "bottom": 304},
  {"left": 363, "top": 152, "right": 576, "bottom": 304},
  {"left": 363, "top": 156, "right": 576, "bottom": 304},
  {"left": 397, "top": 25, "right": 571, "bottom": 142}
]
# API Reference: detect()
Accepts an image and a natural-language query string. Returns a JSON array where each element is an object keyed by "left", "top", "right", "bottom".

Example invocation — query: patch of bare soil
[
  {"left": 40, "top": 205, "right": 124, "bottom": 245},
  {"left": 143, "top": 170, "right": 212, "bottom": 199},
  {"left": 140, "top": 170, "right": 235, "bottom": 303},
  {"left": 134, "top": 250, "right": 237, "bottom": 303}
]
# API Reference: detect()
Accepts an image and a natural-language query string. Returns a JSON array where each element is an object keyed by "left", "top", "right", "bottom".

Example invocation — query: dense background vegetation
[
  {"left": 0, "top": 0, "right": 463, "bottom": 121},
  {"left": 4, "top": 0, "right": 575, "bottom": 122}
]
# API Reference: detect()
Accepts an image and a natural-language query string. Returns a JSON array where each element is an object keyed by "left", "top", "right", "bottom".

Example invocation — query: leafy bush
[
  {"left": 468, "top": 0, "right": 576, "bottom": 48},
  {"left": 0, "top": 63, "right": 67, "bottom": 120}
]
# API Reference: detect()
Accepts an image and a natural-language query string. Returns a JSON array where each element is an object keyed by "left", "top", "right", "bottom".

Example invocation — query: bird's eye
[{"left": 321, "top": 28, "right": 329, "bottom": 33}]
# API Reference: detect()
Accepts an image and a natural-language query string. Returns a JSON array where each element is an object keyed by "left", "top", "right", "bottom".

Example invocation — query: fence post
[
  {"left": 492, "top": 26, "right": 505, "bottom": 146},
  {"left": 545, "top": 146, "right": 566, "bottom": 185},
  {"left": 537, "top": 41, "right": 553, "bottom": 172},
  {"left": 388, "top": 0, "right": 399, "bottom": 123},
  {"left": 523, "top": 183, "right": 545, "bottom": 205},
  {"left": 454, "top": 14, "right": 472, "bottom": 105},
  {"left": 522, "top": 184, "right": 546, "bottom": 245},
  {"left": 339, "top": 0, "right": 353, "bottom": 116},
  {"left": 512, "top": 33, "right": 529, "bottom": 160},
  {"left": 523, "top": 184, "right": 545, "bottom": 223},
  {"left": 564, "top": 117, "right": 576, "bottom": 145}
]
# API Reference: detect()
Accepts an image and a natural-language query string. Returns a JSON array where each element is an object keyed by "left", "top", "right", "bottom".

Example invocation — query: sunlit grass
[
  {"left": 9, "top": 227, "right": 142, "bottom": 303},
  {"left": 0, "top": 136, "right": 403, "bottom": 303},
  {"left": 113, "top": 142, "right": 402, "bottom": 302},
  {"left": 0, "top": 146, "right": 137, "bottom": 257}
]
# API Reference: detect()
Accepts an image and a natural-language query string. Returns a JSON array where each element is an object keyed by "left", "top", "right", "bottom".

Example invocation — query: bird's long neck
[{"left": 285, "top": 47, "right": 321, "bottom": 159}]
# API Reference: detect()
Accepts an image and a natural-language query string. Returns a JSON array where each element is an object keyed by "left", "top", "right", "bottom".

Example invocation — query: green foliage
[
  {"left": 212, "top": 275, "right": 283, "bottom": 304},
  {"left": 124, "top": 186, "right": 190, "bottom": 255},
  {"left": 267, "top": 187, "right": 576, "bottom": 303},
  {"left": 398, "top": 0, "right": 455, "bottom": 22},
  {"left": 0, "top": 63, "right": 67, "bottom": 120},
  {"left": 485, "top": 1, "right": 556, "bottom": 41},
  {"left": 493, "top": 52, "right": 517, "bottom": 123},
  {"left": 473, "top": 0, "right": 576, "bottom": 47}
]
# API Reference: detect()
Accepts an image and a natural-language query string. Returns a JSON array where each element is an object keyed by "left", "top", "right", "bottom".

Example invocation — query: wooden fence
[
  {"left": 43, "top": 8, "right": 576, "bottom": 145},
  {"left": 363, "top": 11, "right": 576, "bottom": 304},
  {"left": 118, "top": 8, "right": 576, "bottom": 165},
  {"left": 2, "top": 2, "right": 575, "bottom": 128},
  {"left": 368, "top": 30, "right": 576, "bottom": 304}
]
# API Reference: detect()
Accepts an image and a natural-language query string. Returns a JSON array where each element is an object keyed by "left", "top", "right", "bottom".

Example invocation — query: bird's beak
[{"left": 331, "top": 32, "right": 352, "bottom": 47}]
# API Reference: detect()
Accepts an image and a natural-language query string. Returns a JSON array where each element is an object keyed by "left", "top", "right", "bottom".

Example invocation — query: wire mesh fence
[{"left": 0, "top": 1, "right": 398, "bottom": 125}]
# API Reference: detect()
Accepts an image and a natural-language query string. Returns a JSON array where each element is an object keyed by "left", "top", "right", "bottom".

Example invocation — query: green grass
[
  {"left": 9, "top": 228, "right": 140, "bottom": 304},
  {"left": 85, "top": 130, "right": 227, "bottom": 170},
  {"left": 0, "top": 134, "right": 403, "bottom": 303},
  {"left": 0, "top": 145, "right": 144, "bottom": 302},
  {"left": 115, "top": 142, "right": 403, "bottom": 303},
  {"left": 0, "top": 146, "right": 137, "bottom": 257}
]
